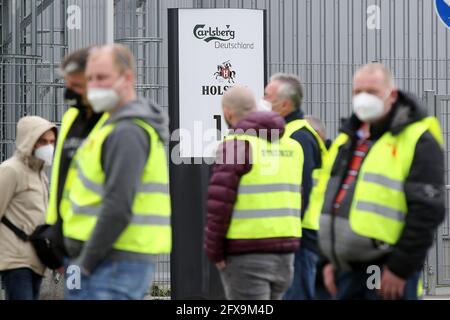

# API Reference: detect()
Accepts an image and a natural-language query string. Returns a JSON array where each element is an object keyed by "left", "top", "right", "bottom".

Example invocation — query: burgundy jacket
[{"left": 204, "top": 111, "right": 301, "bottom": 263}]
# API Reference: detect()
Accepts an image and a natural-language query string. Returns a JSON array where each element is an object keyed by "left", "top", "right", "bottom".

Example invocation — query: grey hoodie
[{"left": 64, "top": 98, "right": 169, "bottom": 273}]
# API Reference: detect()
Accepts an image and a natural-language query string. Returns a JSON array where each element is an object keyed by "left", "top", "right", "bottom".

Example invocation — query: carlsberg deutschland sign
[{"left": 175, "top": 9, "right": 266, "bottom": 158}]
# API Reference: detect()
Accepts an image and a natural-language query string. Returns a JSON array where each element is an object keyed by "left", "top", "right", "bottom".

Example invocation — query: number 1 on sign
[{"left": 213, "top": 115, "right": 222, "bottom": 140}]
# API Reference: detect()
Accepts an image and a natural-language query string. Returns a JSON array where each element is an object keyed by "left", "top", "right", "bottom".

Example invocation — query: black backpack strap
[{"left": 1, "top": 216, "right": 30, "bottom": 241}]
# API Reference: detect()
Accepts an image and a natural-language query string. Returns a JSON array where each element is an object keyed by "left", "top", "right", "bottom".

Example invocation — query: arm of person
[
  {"left": 386, "top": 131, "right": 446, "bottom": 279},
  {"left": 204, "top": 139, "right": 251, "bottom": 266},
  {"left": 75, "top": 122, "right": 150, "bottom": 274},
  {"left": 0, "top": 166, "right": 18, "bottom": 220}
]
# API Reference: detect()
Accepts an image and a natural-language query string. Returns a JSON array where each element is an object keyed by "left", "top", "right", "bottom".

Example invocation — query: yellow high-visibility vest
[
  {"left": 63, "top": 118, "right": 171, "bottom": 254},
  {"left": 309, "top": 117, "right": 443, "bottom": 244},
  {"left": 225, "top": 134, "right": 303, "bottom": 239},
  {"left": 46, "top": 108, "right": 108, "bottom": 224},
  {"left": 283, "top": 119, "right": 328, "bottom": 230}
]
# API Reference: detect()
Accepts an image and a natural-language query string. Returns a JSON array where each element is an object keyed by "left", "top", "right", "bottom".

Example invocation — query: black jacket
[
  {"left": 324, "top": 90, "right": 446, "bottom": 279},
  {"left": 285, "top": 111, "right": 322, "bottom": 253}
]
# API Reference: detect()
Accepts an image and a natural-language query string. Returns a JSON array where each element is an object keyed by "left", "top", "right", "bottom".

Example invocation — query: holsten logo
[
  {"left": 214, "top": 60, "right": 236, "bottom": 84},
  {"left": 193, "top": 24, "right": 236, "bottom": 42},
  {"left": 202, "top": 61, "right": 236, "bottom": 96}
]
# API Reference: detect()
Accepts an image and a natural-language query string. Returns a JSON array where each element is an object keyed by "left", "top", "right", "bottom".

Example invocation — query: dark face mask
[{"left": 64, "top": 88, "right": 84, "bottom": 107}]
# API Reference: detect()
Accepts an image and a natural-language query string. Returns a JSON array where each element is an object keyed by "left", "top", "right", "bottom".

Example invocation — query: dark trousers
[
  {"left": 283, "top": 247, "right": 319, "bottom": 300},
  {"left": 0, "top": 268, "right": 43, "bottom": 300}
]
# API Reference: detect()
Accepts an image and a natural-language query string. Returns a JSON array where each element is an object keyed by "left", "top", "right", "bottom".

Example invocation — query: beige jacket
[{"left": 0, "top": 116, "right": 56, "bottom": 276}]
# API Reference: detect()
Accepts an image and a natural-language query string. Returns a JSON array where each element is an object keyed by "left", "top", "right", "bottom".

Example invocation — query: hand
[
  {"left": 56, "top": 266, "right": 65, "bottom": 275},
  {"left": 215, "top": 260, "right": 226, "bottom": 270},
  {"left": 378, "top": 267, "right": 406, "bottom": 300},
  {"left": 323, "top": 263, "right": 338, "bottom": 298}
]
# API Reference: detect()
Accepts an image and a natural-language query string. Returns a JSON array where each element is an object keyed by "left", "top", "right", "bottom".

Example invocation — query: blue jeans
[
  {"left": 335, "top": 269, "right": 421, "bottom": 300},
  {"left": 283, "top": 247, "right": 319, "bottom": 300},
  {"left": 65, "top": 259, "right": 155, "bottom": 300},
  {"left": 0, "top": 268, "right": 43, "bottom": 300}
]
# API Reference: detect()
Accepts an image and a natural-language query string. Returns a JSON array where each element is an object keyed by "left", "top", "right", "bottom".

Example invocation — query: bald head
[
  {"left": 222, "top": 86, "right": 257, "bottom": 127},
  {"left": 88, "top": 44, "right": 136, "bottom": 77},
  {"left": 352, "top": 63, "right": 398, "bottom": 123}
]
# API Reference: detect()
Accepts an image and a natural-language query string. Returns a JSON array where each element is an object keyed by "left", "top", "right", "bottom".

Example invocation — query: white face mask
[
  {"left": 352, "top": 91, "right": 390, "bottom": 122},
  {"left": 34, "top": 144, "right": 54, "bottom": 166},
  {"left": 87, "top": 77, "right": 124, "bottom": 113},
  {"left": 258, "top": 99, "right": 273, "bottom": 112}
]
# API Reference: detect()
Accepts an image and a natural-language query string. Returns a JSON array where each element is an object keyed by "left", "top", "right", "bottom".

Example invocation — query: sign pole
[{"left": 168, "top": 8, "right": 267, "bottom": 299}]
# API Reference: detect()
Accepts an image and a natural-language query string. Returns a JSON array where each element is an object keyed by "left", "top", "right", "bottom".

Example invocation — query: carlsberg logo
[{"left": 193, "top": 24, "right": 236, "bottom": 42}]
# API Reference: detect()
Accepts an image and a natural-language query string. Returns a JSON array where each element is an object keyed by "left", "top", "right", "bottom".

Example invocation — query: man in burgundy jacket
[{"left": 204, "top": 86, "right": 301, "bottom": 300}]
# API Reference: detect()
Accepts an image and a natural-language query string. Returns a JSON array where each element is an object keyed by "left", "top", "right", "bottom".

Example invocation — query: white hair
[{"left": 269, "top": 73, "right": 304, "bottom": 109}]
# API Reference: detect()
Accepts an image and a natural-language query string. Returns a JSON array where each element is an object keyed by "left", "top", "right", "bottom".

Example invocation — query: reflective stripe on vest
[
  {"left": 76, "top": 164, "right": 170, "bottom": 196},
  {"left": 63, "top": 118, "right": 172, "bottom": 254},
  {"left": 311, "top": 117, "right": 443, "bottom": 244},
  {"left": 233, "top": 208, "right": 301, "bottom": 219},
  {"left": 224, "top": 134, "right": 302, "bottom": 240},
  {"left": 362, "top": 172, "right": 403, "bottom": 191},
  {"left": 239, "top": 183, "right": 301, "bottom": 193},
  {"left": 283, "top": 119, "right": 329, "bottom": 230},
  {"left": 70, "top": 201, "right": 170, "bottom": 225}
]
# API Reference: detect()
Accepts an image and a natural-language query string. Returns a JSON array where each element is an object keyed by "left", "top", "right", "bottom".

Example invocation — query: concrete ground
[
  {"left": 424, "top": 295, "right": 450, "bottom": 300},
  {"left": 39, "top": 269, "right": 65, "bottom": 300},
  {"left": 39, "top": 270, "right": 163, "bottom": 300},
  {"left": 3, "top": 271, "right": 450, "bottom": 300}
]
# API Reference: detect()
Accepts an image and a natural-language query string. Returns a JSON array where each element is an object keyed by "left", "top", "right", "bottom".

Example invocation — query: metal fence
[
  {"left": 424, "top": 92, "right": 450, "bottom": 295},
  {"left": 0, "top": 0, "right": 67, "bottom": 162},
  {"left": 114, "top": 0, "right": 171, "bottom": 298},
  {"left": 0, "top": 0, "right": 67, "bottom": 300},
  {"left": 1, "top": 0, "right": 450, "bottom": 298}
]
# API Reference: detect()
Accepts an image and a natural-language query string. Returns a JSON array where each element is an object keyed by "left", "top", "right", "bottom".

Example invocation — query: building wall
[
  {"left": 67, "top": 0, "right": 113, "bottom": 49},
  {"left": 3, "top": 0, "right": 448, "bottom": 155}
]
